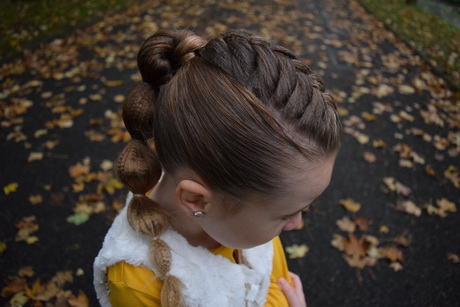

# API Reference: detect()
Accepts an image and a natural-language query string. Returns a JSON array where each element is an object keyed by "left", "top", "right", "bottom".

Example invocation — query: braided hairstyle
[{"left": 117, "top": 29, "right": 341, "bottom": 305}]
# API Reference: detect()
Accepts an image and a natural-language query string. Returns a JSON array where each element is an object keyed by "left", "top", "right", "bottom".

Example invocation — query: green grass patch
[
  {"left": 0, "top": 0, "right": 133, "bottom": 61},
  {"left": 359, "top": 0, "right": 460, "bottom": 86}
]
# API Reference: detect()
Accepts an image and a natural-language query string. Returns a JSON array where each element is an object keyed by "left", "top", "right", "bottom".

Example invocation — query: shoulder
[{"left": 107, "top": 261, "right": 162, "bottom": 305}]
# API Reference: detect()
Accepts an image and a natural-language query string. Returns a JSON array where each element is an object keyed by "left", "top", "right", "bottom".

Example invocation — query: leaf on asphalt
[
  {"left": 4, "top": 182, "right": 19, "bottom": 195},
  {"left": 371, "top": 139, "right": 386, "bottom": 148},
  {"left": 380, "top": 225, "right": 390, "bottom": 233},
  {"left": 390, "top": 262, "right": 404, "bottom": 271},
  {"left": 336, "top": 216, "right": 356, "bottom": 233},
  {"left": 353, "top": 217, "right": 371, "bottom": 231},
  {"left": 114, "top": 94, "right": 125, "bottom": 103},
  {"left": 425, "top": 165, "right": 437, "bottom": 177},
  {"left": 28, "top": 194, "right": 43, "bottom": 205},
  {"left": 339, "top": 198, "right": 361, "bottom": 212},
  {"left": 383, "top": 177, "right": 411, "bottom": 196},
  {"left": 1, "top": 277, "right": 26, "bottom": 297},
  {"left": 53, "top": 271, "right": 74, "bottom": 287},
  {"left": 6, "top": 291, "right": 29, "bottom": 306},
  {"left": 18, "top": 266, "right": 35, "bottom": 278},
  {"left": 285, "top": 244, "right": 309, "bottom": 259},
  {"left": 425, "top": 198, "right": 457, "bottom": 217},
  {"left": 447, "top": 253, "right": 459, "bottom": 264},
  {"left": 0, "top": 241, "right": 7, "bottom": 254},
  {"left": 66, "top": 212, "right": 90, "bottom": 226},
  {"left": 68, "top": 290, "right": 90, "bottom": 307},
  {"left": 363, "top": 151, "right": 376, "bottom": 163},
  {"left": 379, "top": 245, "right": 404, "bottom": 262},
  {"left": 395, "top": 200, "right": 422, "bottom": 217},
  {"left": 444, "top": 166, "right": 459, "bottom": 188},
  {"left": 15, "top": 216, "right": 39, "bottom": 244}
]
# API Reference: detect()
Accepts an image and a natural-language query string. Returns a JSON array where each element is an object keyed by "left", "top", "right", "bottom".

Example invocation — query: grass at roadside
[
  {"left": 359, "top": 0, "right": 460, "bottom": 87},
  {"left": 0, "top": 0, "right": 136, "bottom": 61}
]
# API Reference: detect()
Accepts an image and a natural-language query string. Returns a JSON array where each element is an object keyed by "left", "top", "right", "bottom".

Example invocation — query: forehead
[{"left": 239, "top": 153, "right": 336, "bottom": 210}]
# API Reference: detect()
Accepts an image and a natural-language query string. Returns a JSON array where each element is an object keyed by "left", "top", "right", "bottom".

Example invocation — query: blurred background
[{"left": 1, "top": 0, "right": 459, "bottom": 306}]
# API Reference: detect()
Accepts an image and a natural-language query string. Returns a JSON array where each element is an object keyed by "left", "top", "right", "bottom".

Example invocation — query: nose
[{"left": 282, "top": 212, "right": 303, "bottom": 231}]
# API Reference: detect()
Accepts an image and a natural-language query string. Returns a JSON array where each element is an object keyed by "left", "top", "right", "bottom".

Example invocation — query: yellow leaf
[
  {"left": 447, "top": 253, "right": 459, "bottom": 264},
  {"left": 68, "top": 291, "right": 90, "bottom": 307},
  {"left": 18, "top": 266, "right": 34, "bottom": 277},
  {"left": 25, "top": 279, "right": 41, "bottom": 299},
  {"left": 4, "top": 182, "right": 19, "bottom": 195},
  {"left": 339, "top": 198, "right": 361, "bottom": 212},
  {"left": 0, "top": 241, "right": 7, "bottom": 254},
  {"left": 285, "top": 244, "right": 309, "bottom": 259},
  {"left": 380, "top": 225, "right": 389, "bottom": 233},
  {"left": 28, "top": 194, "right": 43, "bottom": 205}
]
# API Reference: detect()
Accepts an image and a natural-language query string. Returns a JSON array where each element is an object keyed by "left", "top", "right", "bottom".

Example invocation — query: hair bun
[{"left": 138, "top": 30, "right": 207, "bottom": 87}]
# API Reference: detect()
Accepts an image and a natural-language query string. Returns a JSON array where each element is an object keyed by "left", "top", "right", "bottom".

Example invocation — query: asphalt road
[{"left": 1, "top": 0, "right": 459, "bottom": 306}]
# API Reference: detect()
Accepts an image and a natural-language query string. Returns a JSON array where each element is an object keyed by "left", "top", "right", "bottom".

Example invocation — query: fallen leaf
[
  {"left": 448, "top": 253, "right": 459, "bottom": 264},
  {"left": 339, "top": 198, "right": 361, "bottom": 212},
  {"left": 396, "top": 200, "right": 422, "bottom": 216},
  {"left": 66, "top": 212, "right": 90, "bottom": 225},
  {"left": 6, "top": 291, "right": 29, "bottom": 306},
  {"left": 444, "top": 166, "right": 459, "bottom": 188},
  {"left": 379, "top": 245, "right": 404, "bottom": 262},
  {"left": 68, "top": 291, "right": 90, "bottom": 307},
  {"left": 380, "top": 225, "right": 389, "bottom": 233},
  {"left": 1, "top": 277, "right": 26, "bottom": 297},
  {"left": 363, "top": 152, "right": 376, "bottom": 163},
  {"left": 353, "top": 217, "right": 371, "bottom": 231},
  {"left": 336, "top": 216, "right": 356, "bottom": 233},
  {"left": 0, "top": 241, "right": 6, "bottom": 254},
  {"left": 27, "top": 152, "right": 44, "bottom": 163},
  {"left": 285, "top": 244, "right": 309, "bottom": 259},
  {"left": 15, "top": 216, "right": 39, "bottom": 244},
  {"left": 390, "top": 261, "right": 404, "bottom": 271},
  {"left": 28, "top": 195, "right": 43, "bottom": 205},
  {"left": 4, "top": 182, "right": 19, "bottom": 195},
  {"left": 18, "top": 267, "right": 34, "bottom": 278}
]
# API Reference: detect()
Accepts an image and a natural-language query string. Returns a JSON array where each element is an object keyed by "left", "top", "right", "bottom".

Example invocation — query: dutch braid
[
  {"left": 201, "top": 31, "right": 340, "bottom": 154},
  {"left": 117, "top": 29, "right": 206, "bottom": 306}
]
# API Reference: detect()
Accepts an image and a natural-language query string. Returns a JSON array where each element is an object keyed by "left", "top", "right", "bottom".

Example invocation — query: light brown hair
[{"left": 117, "top": 29, "right": 341, "bottom": 305}]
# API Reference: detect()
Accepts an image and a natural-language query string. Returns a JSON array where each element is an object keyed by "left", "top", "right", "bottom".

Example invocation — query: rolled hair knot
[
  {"left": 127, "top": 195, "right": 171, "bottom": 237},
  {"left": 137, "top": 29, "right": 207, "bottom": 88},
  {"left": 122, "top": 82, "right": 156, "bottom": 141},
  {"left": 116, "top": 139, "right": 162, "bottom": 193}
]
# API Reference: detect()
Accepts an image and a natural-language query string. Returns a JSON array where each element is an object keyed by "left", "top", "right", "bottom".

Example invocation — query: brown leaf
[
  {"left": 1, "top": 277, "right": 26, "bottom": 297},
  {"left": 344, "top": 233, "right": 368, "bottom": 257},
  {"left": 68, "top": 291, "right": 89, "bottom": 307},
  {"left": 379, "top": 245, "right": 404, "bottom": 262},
  {"left": 353, "top": 217, "right": 371, "bottom": 231}
]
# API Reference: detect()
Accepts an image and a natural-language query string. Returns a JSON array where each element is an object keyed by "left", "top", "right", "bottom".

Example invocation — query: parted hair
[{"left": 117, "top": 29, "right": 341, "bottom": 306}]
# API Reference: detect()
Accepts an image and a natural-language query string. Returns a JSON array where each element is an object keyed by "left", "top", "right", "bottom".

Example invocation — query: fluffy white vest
[{"left": 94, "top": 193, "right": 274, "bottom": 306}]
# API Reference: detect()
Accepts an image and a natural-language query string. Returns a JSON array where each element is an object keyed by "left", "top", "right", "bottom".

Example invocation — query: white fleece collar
[{"left": 94, "top": 193, "right": 273, "bottom": 306}]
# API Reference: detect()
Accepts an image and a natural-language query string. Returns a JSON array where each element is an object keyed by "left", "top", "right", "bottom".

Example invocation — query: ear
[{"left": 176, "top": 180, "right": 213, "bottom": 215}]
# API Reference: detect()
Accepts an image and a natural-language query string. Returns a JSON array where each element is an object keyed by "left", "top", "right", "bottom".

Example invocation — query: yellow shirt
[{"left": 107, "top": 236, "right": 292, "bottom": 306}]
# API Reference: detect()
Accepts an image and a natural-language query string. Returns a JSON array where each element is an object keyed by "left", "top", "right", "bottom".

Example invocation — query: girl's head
[{"left": 117, "top": 29, "right": 341, "bottom": 304}]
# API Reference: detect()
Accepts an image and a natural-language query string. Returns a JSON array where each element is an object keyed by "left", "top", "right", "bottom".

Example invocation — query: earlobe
[{"left": 176, "top": 180, "right": 212, "bottom": 215}]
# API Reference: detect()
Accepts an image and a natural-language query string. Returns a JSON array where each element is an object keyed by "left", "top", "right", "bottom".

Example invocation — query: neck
[{"left": 148, "top": 172, "right": 221, "bottom": 250}]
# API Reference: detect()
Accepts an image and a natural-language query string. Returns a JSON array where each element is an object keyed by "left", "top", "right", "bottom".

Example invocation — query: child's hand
[{"left": 277, "top": 272, "right": 307, "bottom": 307}]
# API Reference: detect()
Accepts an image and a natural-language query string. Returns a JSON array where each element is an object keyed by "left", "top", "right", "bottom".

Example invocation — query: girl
[{"left": 94, "top": 29, "right": 341, "bottom": 307}]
